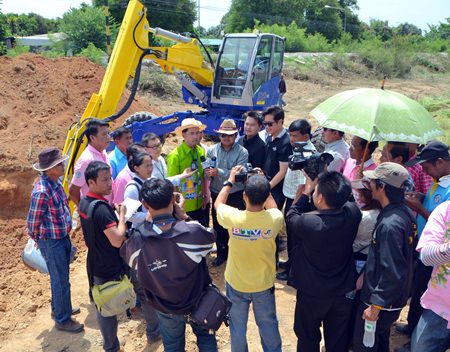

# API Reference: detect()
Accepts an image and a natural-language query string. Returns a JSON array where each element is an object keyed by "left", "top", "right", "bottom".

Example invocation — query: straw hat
[
  {"left": 215, "top": 119, "right": 238, "bottom": 135},
  {"left": 174, "top": 118, "right": 206, "bottom": 136},
  {"left": 33, "top": 148, "right": 68, "bottom": 172}
]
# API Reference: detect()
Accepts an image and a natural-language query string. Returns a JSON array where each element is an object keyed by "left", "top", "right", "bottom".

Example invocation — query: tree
[
  {"left": 59, "top": 5, "right": 106, "bottom": 53},
  {"left": 395, "top": 22, "right": 422, "bottom": 36},
  {"left": 368, "top": 19, "right": 393, "bottom": 41},
  {"left": 93, "top": 0, "right": 197, "bottom": 33},
  {"left": 426, "top": 18, "right": 450, "bottom": 40}
]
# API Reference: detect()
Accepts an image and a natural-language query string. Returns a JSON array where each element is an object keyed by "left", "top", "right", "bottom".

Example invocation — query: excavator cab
[{"left": 211, "top": 33, "right": 285, "bottom": 111}]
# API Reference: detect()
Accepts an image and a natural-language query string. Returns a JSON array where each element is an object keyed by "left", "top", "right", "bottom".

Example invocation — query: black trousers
[
  {"left": 352, "top": 301, "right": 401, "bottom": 352},
  {"left": 283, "top": 197, "right": 295, "bottom": 270},
  {"left": 294, "top": 291, "right": 354, "bottom": 352},
  {"left": 211, "top": 191, "right": 245, "bottom": 260},
  {"left": 187, "top": 207, "right": 209, "bottom": 227},
  {"left": 406, "top": 259, "right": 433, "bottom": 333}
]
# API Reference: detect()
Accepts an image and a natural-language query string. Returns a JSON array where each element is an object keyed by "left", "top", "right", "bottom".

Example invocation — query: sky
[{"left": 1, "top": 0, "right": 448, "bottom": 32}]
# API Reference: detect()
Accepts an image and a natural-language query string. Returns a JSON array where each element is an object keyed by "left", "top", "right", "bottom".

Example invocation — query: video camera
[
  {"left": 235, "top": 163, "right": 260, "bottom": 183},
  {"left": 288, "top": 142, "right": 334, "bottom": 180}
]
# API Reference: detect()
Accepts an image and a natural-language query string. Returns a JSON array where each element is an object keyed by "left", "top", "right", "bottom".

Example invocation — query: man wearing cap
[
  {"left": 353, "top": 162, "right": 415, "bottom": 352},
  {"left": 167, "top": 118, "right": 208, "bottom": 226},
  {"left": 27, "top": 148, "right": 84, "bottom": 333},
  {"left": 395, "top": 141, "right": 450, "bottom": 341},
  {"left": 69, "top": 118, "right": 112, "bottom": 205},
  {"left": 205, "top": 119, "right": 249, "bottom": 267}
]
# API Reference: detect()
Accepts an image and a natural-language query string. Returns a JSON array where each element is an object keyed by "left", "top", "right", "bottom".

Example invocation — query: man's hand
[
  {"left": 204, "top": 167, "right": 218, "bottom": 178},
  {"left": 363, "top": 305, "right": 381, "bottom": 321},
  {"left": 229, "top": 165, "right": 244, "bottom": 184},
  {"left": 174, "top": 193, "right": 189, "bottom": 220},
  {"left": 174, "top": 192, "right": 185, "bottom": 209},
  {"left": 115, "top": 204, "right": 127, "bottom": 221},
  {"left": 180, "top": 168, "right": 196, "bottom": 179},
  {"left": 303, "top": 172, "right": 318, "bottom": 196},
  {"left": 405, "top": 191, "right": 426, "bottom": 214}
]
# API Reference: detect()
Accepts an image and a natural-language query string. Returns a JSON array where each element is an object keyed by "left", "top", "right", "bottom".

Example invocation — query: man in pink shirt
[
  {"left": 343, "top": 136, "right": 378, "bottom": 207},
  {"left": 412, "top": 200, "right": 450, "bottom": 351},
  {"left": 69, "top": 119, "right": 111, "bottom": 205}
]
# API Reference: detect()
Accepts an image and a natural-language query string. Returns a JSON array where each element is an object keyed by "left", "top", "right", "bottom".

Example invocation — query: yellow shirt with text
[{"left": 217, "top": 204, "right": 284, "bottom": 293}]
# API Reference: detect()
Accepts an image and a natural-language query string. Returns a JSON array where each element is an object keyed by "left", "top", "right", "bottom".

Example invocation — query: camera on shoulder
[{"left": 288, "top": 142, "right": 334, "bottom": 180}]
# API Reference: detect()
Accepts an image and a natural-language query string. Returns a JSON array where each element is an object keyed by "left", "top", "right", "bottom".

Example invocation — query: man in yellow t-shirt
[{"left": 215, "top": 165, "right": 284, "bottom": 352}]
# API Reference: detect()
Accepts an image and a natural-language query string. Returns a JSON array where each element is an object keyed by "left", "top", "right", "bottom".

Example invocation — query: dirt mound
[{"left": 0, "top": 54, "right": 159, "bottom": 219}]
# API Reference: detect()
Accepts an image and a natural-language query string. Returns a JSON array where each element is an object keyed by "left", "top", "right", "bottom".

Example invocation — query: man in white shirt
[{"left": 322, "top": 127, "right": 350, "bottom": 173}]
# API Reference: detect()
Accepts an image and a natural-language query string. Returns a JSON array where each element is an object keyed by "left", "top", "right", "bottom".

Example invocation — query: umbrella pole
[{"left": 357, "top": 141, "right": 371, "bottom": 179}]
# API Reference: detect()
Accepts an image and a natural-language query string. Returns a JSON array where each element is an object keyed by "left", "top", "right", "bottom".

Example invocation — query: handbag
[
  {"left": 91, "top": 275, "right": 136, "bottom": 317},
  {"left": 189, "top": 284, "right": 232, "bottom": 332}
]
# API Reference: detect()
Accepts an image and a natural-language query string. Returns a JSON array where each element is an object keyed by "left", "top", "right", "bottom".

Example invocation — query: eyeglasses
[
  {"left": 146, "top": 143, "right": 162, "bottom": 149},
  {"left": 263, "top": 121, "right": 275, "bottom": 127}
]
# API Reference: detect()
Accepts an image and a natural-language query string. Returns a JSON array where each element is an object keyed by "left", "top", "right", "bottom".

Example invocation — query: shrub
[{"left": 77, "top": 43, "right": 107, "bottom": 66}]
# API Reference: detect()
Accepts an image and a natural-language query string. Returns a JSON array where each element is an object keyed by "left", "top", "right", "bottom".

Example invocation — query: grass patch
[{"left": 419, "top": 92, "right": 450, "bottom": 144}]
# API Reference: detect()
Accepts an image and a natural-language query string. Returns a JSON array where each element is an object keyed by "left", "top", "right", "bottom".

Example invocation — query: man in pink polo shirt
[
  {"left": 412, "top": 200, "right": 450, "bottom": 351},
  {"left": 69, "top": 119, "right": 111, "bottom": 205},
  {"left": 343, "top": 136, "right": 378, "bottom": 207}
]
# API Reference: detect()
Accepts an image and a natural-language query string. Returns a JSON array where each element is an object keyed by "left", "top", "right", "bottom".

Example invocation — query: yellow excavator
[{"left": 62, "top": 0, "right": 285, "bottom": 204}]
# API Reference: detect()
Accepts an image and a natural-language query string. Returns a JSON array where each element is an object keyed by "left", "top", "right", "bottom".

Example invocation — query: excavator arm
[{"left": 62, "top": 0, "right": 213, "bottom": 202}]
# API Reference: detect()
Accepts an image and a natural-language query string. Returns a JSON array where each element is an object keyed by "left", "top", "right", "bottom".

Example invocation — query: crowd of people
[{"left": 26, "top": 105, "right": 450, "bottom": 352}]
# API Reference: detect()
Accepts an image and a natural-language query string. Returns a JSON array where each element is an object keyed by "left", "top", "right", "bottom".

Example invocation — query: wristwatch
[{"left": 223, "top": 180, "right": 233, "bottom": 188}]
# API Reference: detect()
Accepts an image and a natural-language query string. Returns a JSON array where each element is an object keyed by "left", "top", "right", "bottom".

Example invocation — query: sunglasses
[{"left": 263, "top": 121, "right": 275, "bottom": 127}]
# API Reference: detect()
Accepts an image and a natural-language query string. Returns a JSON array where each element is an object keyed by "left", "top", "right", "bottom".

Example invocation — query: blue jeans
[
  {"left": 156, "top": 310, "right": 217, "bottom": 352},
  {"left": 411, "top": 308, "right": 450, "bottom": 352},
  {"left": 226, "top": 283, "right": 282, "bottom": 352},
  {"left": 38, "top": 236, "right": 72, "bottom": 324}
]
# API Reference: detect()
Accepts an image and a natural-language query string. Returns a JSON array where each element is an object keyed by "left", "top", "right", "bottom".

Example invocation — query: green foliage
[
  {"left": 59, "top": 5, "right": 108, "bottom": 54},
  {"left": 93, "top": 0, "right": 197, "bottom": 33},
  {"left": 419, "top": 93, "right": 450, "bottom": 144},
  {"left": 6, "top": 44, "right": 30, "bottom": 57},
  {"left": 251, "top": 21, "right": 331, "bottom": 52},
  {"left": 77, "top": 43, "right": 106, "bottom": 66},
  {"left": 3, "top": 13, "right": 58, "bottom": 36},
  {"left": 426, "top": 18, "right": 450, "bottom": 41}
]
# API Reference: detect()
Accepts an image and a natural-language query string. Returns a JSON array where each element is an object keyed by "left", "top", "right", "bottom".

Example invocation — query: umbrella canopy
[{"left": 310, "top": 88, "right": 443, "bottom": 143}]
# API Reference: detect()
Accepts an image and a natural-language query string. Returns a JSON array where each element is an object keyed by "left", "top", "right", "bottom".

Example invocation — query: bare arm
[
  {"left": 69, "top": 184, "right": 81, "bottom": 206},
  {"left": 214, "top": 165, "right": 243, "bottom": 210},
  {"left": 103, "top": 204, "right": 127, "bottom": 248},
  {"left": 269, "top": 162, "right": 288, "bottom": 189}
]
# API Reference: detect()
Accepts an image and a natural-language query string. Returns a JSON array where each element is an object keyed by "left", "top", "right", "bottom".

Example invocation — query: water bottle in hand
[{"left": 363, "top": 319, "right": 376, "bottom": 347}]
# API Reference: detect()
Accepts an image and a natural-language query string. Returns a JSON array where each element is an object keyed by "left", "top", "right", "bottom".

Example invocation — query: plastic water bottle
[{"left": 363, "top": 319, "right": 376, "bottom": 347}]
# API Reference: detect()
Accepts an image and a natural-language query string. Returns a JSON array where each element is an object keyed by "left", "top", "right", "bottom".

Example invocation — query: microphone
[{"left": 200, "top": 156, "right": 210, "bottom": 169}]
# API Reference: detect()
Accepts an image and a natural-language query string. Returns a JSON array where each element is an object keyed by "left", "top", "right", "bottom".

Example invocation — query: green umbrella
[{"left": 310, "top": 88, "right": 443, "bottom": 143}]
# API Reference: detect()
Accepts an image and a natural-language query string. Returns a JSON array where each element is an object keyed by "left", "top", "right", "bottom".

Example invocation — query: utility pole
[
  {"left": 324, "top": 5, "right": 347, "bottom": 33},
  {"left": 197, "top": 0, "right": 201, "bottom": 29}
]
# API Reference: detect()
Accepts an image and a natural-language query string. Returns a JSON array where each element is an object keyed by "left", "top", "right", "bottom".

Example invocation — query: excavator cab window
[
  {"left": 271, "top": 37, "right": 284, "bottom": 77},
  {"left": 214, "top": 37, "right": 257, "bottom": 99}
]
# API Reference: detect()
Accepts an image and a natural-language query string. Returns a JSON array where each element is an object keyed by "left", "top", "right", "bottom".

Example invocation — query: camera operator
[
  {"left": 214, "top": 165, "right": 284, "bottom": 352},
  {"left": 278, "top": 119, "right": 316, "bottom": 281},
  {"left": 205, "top": 119, "right": 249, "bottom": 267},
  {"left": 286, "top": 171, "right": 362, "bottom": 352}
]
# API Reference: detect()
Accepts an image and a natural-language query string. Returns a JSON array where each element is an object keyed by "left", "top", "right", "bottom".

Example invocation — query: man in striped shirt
[{"left": 27, "top": 148, "right": 83, "bottom": 333}]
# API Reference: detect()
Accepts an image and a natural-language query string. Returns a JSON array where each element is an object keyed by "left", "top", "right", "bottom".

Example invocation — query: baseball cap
[
  {"left": 363, "top": 162, "right": 409, "bottom": 189},
  {"left": 405, "top": 141, "right": 450, "bottom": 167}
]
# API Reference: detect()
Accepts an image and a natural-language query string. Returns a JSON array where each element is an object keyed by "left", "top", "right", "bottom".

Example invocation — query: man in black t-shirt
[
  {"left": 262, "top": 106, "right": 292, "bottom": 210},
  {"left": 79, "top": 161, "right": 160, "bottom": 351},
  {"left": 238, "top": 111, "right": 266, "bottom": 169},
  {"left": 286, "top": 171, "right": 361, "bottom": 352}
]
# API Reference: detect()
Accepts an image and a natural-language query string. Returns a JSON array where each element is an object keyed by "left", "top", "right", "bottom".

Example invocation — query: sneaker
[
  {"left": 55, "top": 318, "right": 84, "bottom": 333},
  {"left": 51, "top": 307, "right": 81, "bottom": 319},
  {"left": 276, "top": 270, "right": 289, "bottom": 281},
  {"left": 278, "top": 260, "right": 289, "bottom": 270}
]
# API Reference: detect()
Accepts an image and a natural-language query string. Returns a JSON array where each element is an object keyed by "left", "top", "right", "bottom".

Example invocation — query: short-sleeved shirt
[
  {"left": 112, "top": 165, "right": 133, "bottom": 204},
  {"left": 417, "top": 200, "right": 450, "bottom": 327},
  {"left": 79, "top": 192, "right": 126, "bottom": 279},
  {"left": 408, "top": 158, "right": 433, "bottom": 194},
  {"left": 417, "top": 175, "right": 450, "bottom": 237},
  {"left": 238, "top": 134, "right": 266, "bottom": 169},
  {"left": 108, "top": 146, "right": 127, "bottom": 180},
  {"left": 71, "top": 144, "right": 112, "bottom": 202},
  {"left": 263, "top": 129, "right": 292, "bottom": 188},
  {"left": 217, "top": 204, "right": 284, "bottom": 293},
  {"left": 166, "top": 142, "right": 205, "bottom": 212},
  {"left": 324, "top": 139, "right": 350, "bottom": 173}
]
